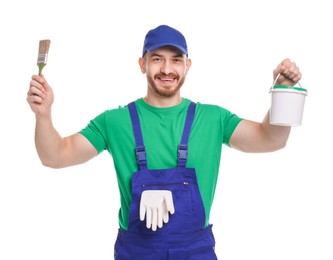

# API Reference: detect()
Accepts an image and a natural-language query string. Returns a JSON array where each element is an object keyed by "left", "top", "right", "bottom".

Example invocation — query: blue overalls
[{"left": 114, "top": 101, "right": 218, "bottom": 260}]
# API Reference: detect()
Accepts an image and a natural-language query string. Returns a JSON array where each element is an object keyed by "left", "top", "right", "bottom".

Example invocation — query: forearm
[
  {"left": 34, "top": 115, "right": 65, "bottom": 168},
  {"left": 261, "top": 110, "right": 291, "bottom": 150}
]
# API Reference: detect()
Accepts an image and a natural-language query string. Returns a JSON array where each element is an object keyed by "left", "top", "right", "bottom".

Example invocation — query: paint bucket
[{"left": 269, "top": 85, "right": 308, "bottom": 126}]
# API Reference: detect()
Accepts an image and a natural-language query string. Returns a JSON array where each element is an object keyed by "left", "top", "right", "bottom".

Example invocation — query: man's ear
[
  {"left": 138, "top": 57, "right": 146, "bottom": 74},
  {"left": 185, "top": 58, "right": 192, "bottom": 74}
]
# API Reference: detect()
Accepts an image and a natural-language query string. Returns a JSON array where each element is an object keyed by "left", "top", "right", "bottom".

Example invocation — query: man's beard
[{"left": 146, "top": 74, "right": 185, "bottom": 97}]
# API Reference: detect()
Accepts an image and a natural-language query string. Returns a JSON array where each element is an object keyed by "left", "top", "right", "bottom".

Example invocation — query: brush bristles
[
  {"left": 38, "top": 39, "right": 51, "bottom": 55},
  {"left": 37, "top": 39, "right": 51, "bottom": 65}
]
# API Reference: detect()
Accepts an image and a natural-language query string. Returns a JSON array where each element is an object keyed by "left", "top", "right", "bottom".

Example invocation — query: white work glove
[{"left": 139, "top": 190, "right": 175, "bottom": 231}]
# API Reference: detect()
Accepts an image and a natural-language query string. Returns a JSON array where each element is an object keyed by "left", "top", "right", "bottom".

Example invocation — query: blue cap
[{"left": 142, "top": 25, "right": 188, "bottom": 57}]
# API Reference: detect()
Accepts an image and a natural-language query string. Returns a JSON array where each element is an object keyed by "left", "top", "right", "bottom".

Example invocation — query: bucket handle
[{"left": 269, "top": 73, "right": 303, "bottom": 92}]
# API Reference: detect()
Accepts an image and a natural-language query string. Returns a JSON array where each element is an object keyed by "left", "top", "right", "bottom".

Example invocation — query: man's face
[{"left": 140, "top": 46, "right": 191, "bottom": 98}]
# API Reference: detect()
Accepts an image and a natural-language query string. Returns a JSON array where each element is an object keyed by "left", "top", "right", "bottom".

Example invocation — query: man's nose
[{"left": 161, "top": 60, "right": 172, "bottom": 74}]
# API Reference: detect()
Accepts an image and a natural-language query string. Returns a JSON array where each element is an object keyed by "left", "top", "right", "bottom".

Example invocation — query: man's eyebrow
[
  {"left": 149, "top": 52, "right": 184, "bottom": 58},
  {"left": 150, "top": 53, "right": 162, "bottom": 58},
  {"left": 173, "top": 53, "right": 184, "bottom": 58}
]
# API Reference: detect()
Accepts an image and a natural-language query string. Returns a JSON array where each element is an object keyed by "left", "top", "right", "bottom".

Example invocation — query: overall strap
[
  {"left": 128, "top": 102, "right": 147, "bottom": 170},
  {"left": 178, "top": 102, "right": 196, "bottom": 167}
]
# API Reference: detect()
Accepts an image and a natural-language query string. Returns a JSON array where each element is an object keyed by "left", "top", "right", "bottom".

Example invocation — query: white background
[{"left": 1, "top": 0, "right": 332, "bottom": 259}]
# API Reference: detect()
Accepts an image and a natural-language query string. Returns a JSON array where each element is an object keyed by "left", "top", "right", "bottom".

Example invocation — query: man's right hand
[{"left": 27, "top": 75, "right": 54, "bottom": 118}]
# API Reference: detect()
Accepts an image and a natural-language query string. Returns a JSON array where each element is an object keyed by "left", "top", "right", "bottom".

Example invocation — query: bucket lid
[{"left": 272, "top": 85, "right": 308, "bottom": 93}]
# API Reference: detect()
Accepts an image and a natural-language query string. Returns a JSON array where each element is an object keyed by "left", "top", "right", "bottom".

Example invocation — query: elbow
[
  {"left": 264, "top": 128, "right": 291, "bottom": 152},
  {"left": 41, "top": 160, "right": 58, "bottom": 169},
  {"left": 280, "top": 140, "right": 288, "bottom": 150},
  {"left": 271, "top": 139, "right": 288, "bottom": 152},
  {"left": 40, "top": 157, "right": 63, "bottom": 169}
]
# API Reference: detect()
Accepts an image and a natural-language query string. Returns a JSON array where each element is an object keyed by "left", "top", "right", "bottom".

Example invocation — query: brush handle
[{"left": 38, "top": 64, "right": 45, "bottom": 76}]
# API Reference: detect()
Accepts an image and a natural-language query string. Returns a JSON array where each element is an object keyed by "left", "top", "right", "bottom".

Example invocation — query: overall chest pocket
[{"left": 128, "top": 168, "right": 202, "bottom": 234}]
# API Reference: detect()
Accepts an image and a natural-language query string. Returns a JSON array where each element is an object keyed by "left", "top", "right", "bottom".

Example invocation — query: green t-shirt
[{"left": 80, "top": 98, "right": 243, "bottom": 230}]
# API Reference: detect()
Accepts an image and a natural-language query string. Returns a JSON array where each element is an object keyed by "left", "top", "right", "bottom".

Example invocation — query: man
[{"left": 27, "top": 25, "right": 302, "bottom": 259}]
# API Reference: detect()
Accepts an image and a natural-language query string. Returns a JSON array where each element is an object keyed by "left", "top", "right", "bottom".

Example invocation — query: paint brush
[{"left": 37, "top": 39, "right": 51, "bottom": 75}]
